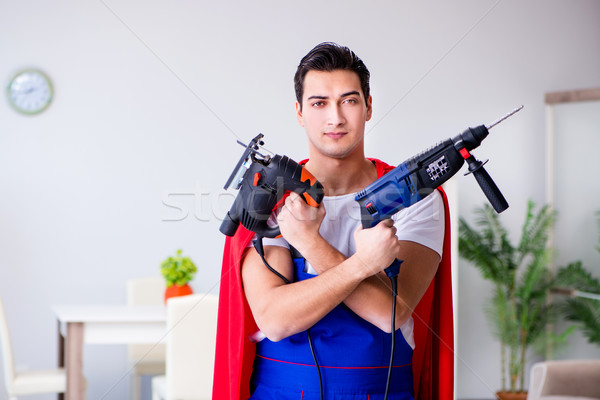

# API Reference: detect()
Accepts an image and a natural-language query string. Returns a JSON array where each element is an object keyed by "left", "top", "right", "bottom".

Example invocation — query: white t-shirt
[{"left": 251, "top": 189, "right": 446, "bottom": 348}]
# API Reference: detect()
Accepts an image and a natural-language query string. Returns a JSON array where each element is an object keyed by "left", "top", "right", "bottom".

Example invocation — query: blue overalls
[{"left": 250, "top": 258, "right": 415, "bottom": 400}]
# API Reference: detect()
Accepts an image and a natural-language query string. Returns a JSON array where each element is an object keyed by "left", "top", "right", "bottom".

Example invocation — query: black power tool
[{"left": 219, "top": 133, "right": 324, "bottom": 239}]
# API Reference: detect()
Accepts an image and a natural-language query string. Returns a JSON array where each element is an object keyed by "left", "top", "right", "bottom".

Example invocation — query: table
[{"left": 53, "top": 305, "right": 167, "bottom": 400}]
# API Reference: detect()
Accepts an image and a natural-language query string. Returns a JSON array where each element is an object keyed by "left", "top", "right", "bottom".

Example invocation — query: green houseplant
[
  {"left": 459, "top": 200, "right": 569, "bottom": 398},
  {"left": 160, "top": 249, "right": 197, "bottom": 303}
]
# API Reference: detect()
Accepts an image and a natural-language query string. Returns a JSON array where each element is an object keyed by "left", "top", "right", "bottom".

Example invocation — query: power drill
[
  {"left": 219, "top": 133, "right": 324, "bottom": 239},
  {"left": 356, "top": 105, "right": 522, "bottom": 276}
]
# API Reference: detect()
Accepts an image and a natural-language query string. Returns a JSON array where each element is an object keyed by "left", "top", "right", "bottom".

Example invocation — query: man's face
[{"left": 296, "top": 69, "right": 372, "bottom": 160}]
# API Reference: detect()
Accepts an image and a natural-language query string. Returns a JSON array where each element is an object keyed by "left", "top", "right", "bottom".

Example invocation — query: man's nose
[{"left": 327, "top": 104, "right": 346, "bottom": 126}]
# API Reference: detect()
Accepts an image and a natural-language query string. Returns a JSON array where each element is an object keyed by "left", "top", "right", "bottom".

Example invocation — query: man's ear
[
  {"left": 365, "top": 96, "right": 373, "bottom": 122},
  {"left": 295, "top": 101, "right": 305, "bottom": 127}
]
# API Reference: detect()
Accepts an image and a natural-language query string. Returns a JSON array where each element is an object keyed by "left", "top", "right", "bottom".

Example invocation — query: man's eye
[
  {"left": 343, "top": 98, "right": 358, "bottom": 104},
  {"left": 312, "top": 101, "right": 325, "bottom": 107}
]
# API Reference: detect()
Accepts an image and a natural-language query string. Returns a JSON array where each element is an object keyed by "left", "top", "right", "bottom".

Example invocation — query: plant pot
[
  {"left": 495, "top": 391, "right": 528, "bottom": 400},
  {"left": 164, "top": 283, "right": 193, "bottom": 303}
]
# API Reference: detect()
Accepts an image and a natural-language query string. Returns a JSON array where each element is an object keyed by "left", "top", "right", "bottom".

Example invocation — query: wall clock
[{"left": 7, "top": 69, "right": 53, "bottom": 115}]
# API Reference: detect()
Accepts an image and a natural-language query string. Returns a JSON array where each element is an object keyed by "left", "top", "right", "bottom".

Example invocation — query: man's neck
[{"left": 304, "top": 152, "right": 377, "bottom": 196}]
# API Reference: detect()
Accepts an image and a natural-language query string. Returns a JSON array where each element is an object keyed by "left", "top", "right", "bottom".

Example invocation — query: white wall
[{"left": 1, "top": 1, "right": 599, "bottom": 398}]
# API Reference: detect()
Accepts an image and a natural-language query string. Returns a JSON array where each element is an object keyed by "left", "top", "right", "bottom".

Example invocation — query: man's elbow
[
  {"left": 255, "top": 319, "right": 297, "bottom": 342},
  {"left": 372, "top": 308, "right": 412, "bottom": 334}
]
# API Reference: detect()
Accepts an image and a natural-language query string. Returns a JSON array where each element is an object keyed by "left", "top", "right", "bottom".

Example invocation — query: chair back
[
  {"left": 0, "top": 297, "right": 15, "bottom": 390},
  {"left": 165, "top": 293, "right": 218, "bottom": 399},
  {"left": 127, "top": 276, "right": 165, "bottom": 305},
  {"left": 127, "top": 276, "right": 166, "bottom": 363}
]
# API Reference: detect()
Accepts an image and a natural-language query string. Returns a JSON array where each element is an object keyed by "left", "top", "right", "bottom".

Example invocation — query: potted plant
[
  {"left": 160, "top": 249, "right": 197, "bottom": 303},
  {"left": 458, "top": 200, "right": 572, "bottom": 399}
]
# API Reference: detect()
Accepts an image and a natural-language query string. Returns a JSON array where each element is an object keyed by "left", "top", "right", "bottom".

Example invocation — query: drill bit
[{"left": 486, "top": 105, "right": 524, "bottom": 130}]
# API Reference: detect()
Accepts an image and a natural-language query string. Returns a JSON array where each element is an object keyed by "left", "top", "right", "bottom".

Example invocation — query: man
[{"left": 213, "top": 42, "right": 453, "bottom": 399}]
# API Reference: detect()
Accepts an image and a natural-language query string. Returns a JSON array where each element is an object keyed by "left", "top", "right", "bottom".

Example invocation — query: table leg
[
  {"left": 65, "top": 322, "right": 84, "bottom": 400},
  {"left": 58, "top": 320, "right": 64, "bottom": 400}
]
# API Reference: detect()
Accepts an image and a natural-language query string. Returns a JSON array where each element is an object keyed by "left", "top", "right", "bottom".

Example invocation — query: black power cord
[
  {"left": 306, "top": 328, "right": 324, "bottom": 400},
  {"left": 253, "top": 237, "right": 324, "bottom": 400},
  {"left": 384, "top": 274, "right": 399, "bottom": 400},
  {"left": 253, "top": 237, "right": 290, "bottom": 284}
]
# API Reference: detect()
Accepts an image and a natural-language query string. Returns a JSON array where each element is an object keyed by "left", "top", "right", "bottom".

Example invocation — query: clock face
[{"left": 7, "top": 69, "right": 53, "bottom": 115}]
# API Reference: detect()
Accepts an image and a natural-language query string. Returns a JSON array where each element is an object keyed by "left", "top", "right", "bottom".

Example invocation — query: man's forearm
[
  {"left": 242, "top": 247, "right": 372, "bottom": 341},
  {"left": 297, "top": 235, "right": 407, "bottom": 332}
]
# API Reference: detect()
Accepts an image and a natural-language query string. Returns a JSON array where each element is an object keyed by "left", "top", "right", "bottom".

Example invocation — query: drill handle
[{"left": 466, "top": 157, "right": 509, "bottom": 213}]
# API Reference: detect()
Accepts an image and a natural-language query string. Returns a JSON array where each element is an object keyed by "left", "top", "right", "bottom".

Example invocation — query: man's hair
[{"left": 294, "top": 42, "right": 370, "bottom": 107}]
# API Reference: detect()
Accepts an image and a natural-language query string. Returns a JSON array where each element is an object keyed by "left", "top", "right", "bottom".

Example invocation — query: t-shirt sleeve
[
  {"left": 254, "top": 236, "right": 290, "bottom": 249},
  {"left": 392, "top": 189, "right": 445, "bottom": 257}
]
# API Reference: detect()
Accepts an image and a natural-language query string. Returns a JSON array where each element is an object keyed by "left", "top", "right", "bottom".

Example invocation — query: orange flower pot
[
  {"left": 495, "top": 391, "right": 528, "bottom": 400},
  {"left": 164, "top": 283, "right": 193, "bottom": 303}
]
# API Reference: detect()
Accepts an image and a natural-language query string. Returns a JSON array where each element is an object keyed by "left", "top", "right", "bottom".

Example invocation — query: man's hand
[
  {"left": 276, "top": 191, "right": 326, "bottom": 253},
  {"left": 353, "top": 219, "right": 401, "bottom": 277}
]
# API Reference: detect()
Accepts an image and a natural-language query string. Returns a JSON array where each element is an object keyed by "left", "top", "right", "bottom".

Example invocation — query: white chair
[
  {"left": 151, "top": 293, "right": 218, "bottom": 400},
  {"left": 127, "top": 276, "right": 167, "bottom": 400},
  {"left": 0, "top": 296, "right": 66, "bottom": 399}
]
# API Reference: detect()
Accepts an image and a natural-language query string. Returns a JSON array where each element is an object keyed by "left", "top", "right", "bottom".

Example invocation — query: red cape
[{"left": 213, "top": 159, "right": 454, "bottom": 399}]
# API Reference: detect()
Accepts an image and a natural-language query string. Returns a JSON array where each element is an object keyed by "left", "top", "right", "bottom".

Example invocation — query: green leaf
[{"left": 159, "top": 249, "right": 197, "bottom": 286}]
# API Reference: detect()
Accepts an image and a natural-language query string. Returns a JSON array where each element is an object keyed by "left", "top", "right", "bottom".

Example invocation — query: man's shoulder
[{"left": 367, "top": 158, "right": 395, "bottom": 177}]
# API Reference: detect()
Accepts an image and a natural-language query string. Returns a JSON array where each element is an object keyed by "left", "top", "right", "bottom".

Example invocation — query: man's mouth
[{"left": 324, "top": 131, "right": 347, "bottom": 139}]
